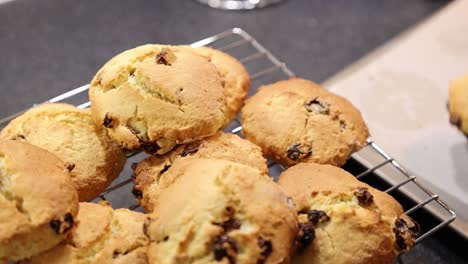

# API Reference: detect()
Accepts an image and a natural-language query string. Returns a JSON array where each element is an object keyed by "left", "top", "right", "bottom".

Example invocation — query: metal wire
[{"left": 0, "top": 27, "right": 455, "bottom": 244}]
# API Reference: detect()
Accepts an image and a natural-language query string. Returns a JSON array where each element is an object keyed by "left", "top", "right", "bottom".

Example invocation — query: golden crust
[
  {"left": 448, "top": 73, "right": 468, "bottom": 134},
  {"left": 145, "top": 159, "right": 298, "bottom": 264},
  {"left": 0, "top": 140, "right": 79, "bottom": 261},
  {"left": 133, "top": 132, "right": 268, "bottom": 212},
  {"left": 23, "top": 202, "right": 149, "bottom": 264},
  {"left": 278, "top": 163, "right": 418, "bottom": 264},
  {"left": 188, "top": 46, "right": 251, "bottom": 125},
  {"left": 89, "top": 44, "right": 226, "bottom": 154},
  {"left": 0, "top": 103, "right": 126, "bottom": 202},
  {"left": 241, "top": 78, "right": 369, "bottom": 167}
]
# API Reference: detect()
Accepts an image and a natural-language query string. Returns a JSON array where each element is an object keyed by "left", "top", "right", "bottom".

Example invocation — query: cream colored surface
[
  {"left": 0, "top": 140, "right": 78, "bottom": 262},
  {"left": 146, "top": 159, "right": 298, "bottom": 264},
  {"left": 278, "top": 163, "right": 417, "bottom": 264},
  {"left": 133, "top": 132, "right": 268, "bottom": 212},
  {"left": 89, "top": 44, "right": 226, "bottom": 154},
  {"left": 449, "top": 73, "right": 468, "bottom": 134},
  {"left": 189, "top": 46, "right": 251, "bottom": 125},
  {"left": 241, "top": 78, "right": 369, "bottom": 167},
  {"left": 322, "top": 0, "right": 468, "bottom": 234},
  {"left": 25, "top": 202, "right": 149, "bottom": 264},
  {"left": 0, "top": 103, "right": 126, "bottom": 202}
]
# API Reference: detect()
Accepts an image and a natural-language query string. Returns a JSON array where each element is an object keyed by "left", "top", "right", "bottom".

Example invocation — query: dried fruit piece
[
  {"left": 180, "top": 144, "right": 199, "bottom": 157},
  {"left": 257, "top": 237, "right": 272, "bottom": 264},
  {"left": 132, "top": 188, "right": 143, "bottom": 199},
  {"left": 308, "top": 210, "right": 330, "bottom": 225},
  {"left": 49, "top": 213, "right": 74, "bottom": 235},
  {"left": 296, "top": 222, "right": 315, "bottom": 251},
  {"left": 286, "top": 143, "right": 312, "bottom": 161},
  {"left": 103, "top": 113, "right": 114, "bottom": 128},
  {"left": 141, "top": 141, "right": 161, "bottom": 154},
  {"left": 155, "top": 48, "right": 176, "bottom": 66},
  {"left": 216, "top": 219, "right": 241, "bottom": 231},
  {"left": 354, "top": 187, "right": 374, "bottom": 206},
  {"left": 393, "top": 217, "right": 419, "bottom": 251},
  {"left": 213, "top": 234, "right": 237, "bottom": 263},
  {"left": 65, "top": 162, "right": 75, "bottom": 172},
  {"left": 304, "top": 97, "right": 330, "bottom": 115}
]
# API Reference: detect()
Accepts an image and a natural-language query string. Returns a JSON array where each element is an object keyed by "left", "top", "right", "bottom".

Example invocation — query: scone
[
  {"left": 448, "top": 73, "right": 468, "bottom": 135},
  {"left": 0, "top": 103, "right": 126, "bottom": 202},
  {"left": 145, "top": 159, "right": 298, "bottom": 264},
  {"left": 0, "top": 139, "right": 79, "bottom": 262},
  {"left": 24, "top": 202, "right": 149, "bottom": 264},
  {"left": 89, "top": 44, "right": 226, "bottom": 154},
  {"left": 188, "top": 46, "right": 250, "bottom": 125},
  {"left": 132, "top": 132, "right": 268, "bottom": 212},
  {"left": 241, "top": 78, "right": 369, "bottom": 167},
  {"left": 278, "top": 163, "right": 419, "bottom": 264}
]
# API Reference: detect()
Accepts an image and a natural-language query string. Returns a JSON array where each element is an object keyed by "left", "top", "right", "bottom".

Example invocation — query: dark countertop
[{"left": 0, "top": 0, "right": 466, "bottom": 263}]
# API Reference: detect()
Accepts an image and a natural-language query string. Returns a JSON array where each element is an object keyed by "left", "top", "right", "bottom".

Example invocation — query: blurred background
[{"left": 0, "top": 1, "right": 466, "bottom": 263}]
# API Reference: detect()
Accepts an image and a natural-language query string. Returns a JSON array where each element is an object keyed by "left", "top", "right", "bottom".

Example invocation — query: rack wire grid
[{"left": 0, "top": 28, "right": 456, "bottom": 249}]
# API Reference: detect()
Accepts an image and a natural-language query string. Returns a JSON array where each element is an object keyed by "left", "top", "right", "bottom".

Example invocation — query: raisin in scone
[
  {"left": 187, "top": 46, "right": 250, "bottom": 125},
  {"left": 448, "top": 73, "right": 468, "bottom": 135},
  {"left": 278, "top": 163, "right": 419, "bottom": 264},
  {"left": 0, "top": 140, "right": 78, "bottom": 262},
  {"left": 0, "top": 103, "right": 126, "bottom": 202},
  {"left": 241, "top": 78, "right": 369, "bottom": 167},
  {"left": 24, "top": 202, "right": 149, "bottom": 264},
  {"left": 145, "top": 158, "right": 298, "bottom": 264},
  {"left": 133, "top": 132, "right": 267, "bottom": 212},
  {"left": 89, "top": 44, "right": 226, "bottom": 155}
]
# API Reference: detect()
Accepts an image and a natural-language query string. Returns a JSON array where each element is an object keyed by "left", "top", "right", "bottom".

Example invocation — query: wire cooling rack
[{"left": 0, "top": 28, "right": 456, "bottom": 248}]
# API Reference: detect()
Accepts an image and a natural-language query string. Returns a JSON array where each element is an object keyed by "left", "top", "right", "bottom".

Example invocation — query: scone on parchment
[
  {"left": 145, "top": 159, "right": 298, "bottom": 264},
  {"left": 278, "top": 163, "right": 419, "bottom": 264},
  {"left": 188, "top": 46, "right": 251, "bottom": 125},
  {"left": 23, "top": 202, "right": 149, "bottom": 264},
  {"left": 0, "top": 140, "right": 78, "bottom": 262},
  {"left": 89, "top": 45, "right": 226, "bottom": 155},
  {"left": 0, "top": 103, "right": 126, "bottom": 202},
  {"left": 241, "top": 78, "right": 369, "bottom": 167},
  {"left": 132, "top": 132, "right": 267, "bottom": 212},
  {"left": 448, "top": 73, "right": 468, "bottom": 135}
]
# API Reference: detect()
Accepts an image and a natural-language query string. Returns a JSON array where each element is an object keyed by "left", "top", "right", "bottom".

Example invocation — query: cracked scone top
[
  {"left": 278, "top": 163, "right": 419, "bottom": 264},
  {"left": 145, "top": 159, "right": 298, "bottom": 264},
  {"left": 187, "top": 46, "right": 251, "bottom": 125},
  {"left": 132, "top": 132, "right": 268, "bottom": 212},
  {"left": 0, "top": 103, "right": 126, "bottom": 202},
  {"left": 0, "top": 140, "right": 78, "bottom": 262},
  {"left": 448, "top": 73, "right": 468, "bottom": 135},
  {"left": 241, "top": 78, "right": 369, "bottom": 167},
  {"left": 89, "top": 44, "right": 227, "bottom": 154},
  {"left": 24, "top": 202, "right": 150, "bottom": 264}
]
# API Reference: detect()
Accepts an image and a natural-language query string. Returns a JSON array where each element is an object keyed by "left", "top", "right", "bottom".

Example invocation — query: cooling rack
[{"left": 0, "top": 28, "right": 456, "bottom": 249}]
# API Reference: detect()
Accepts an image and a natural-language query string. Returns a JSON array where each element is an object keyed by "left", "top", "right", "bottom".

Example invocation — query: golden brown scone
[
  {"left": 277, "top": 163, "right": 419, "bottom": 264},
  {"left": 188, "top": 46, "right": 250, "bottom": 125},
  {"left": 132, "top": 132, "right": 268, "bottom": 212},
  {"left": 24, "top": 202, "right": 149, "bottom": 264},
  {"left": 145, "top": 159, "right": 298, "bottom": 264},
  {"left": 241, "top": 78, "right": 369, "bottom": 167},
  {"left": 89, "top": 44, "right": 226, "bottom": 155},
  {"left": 0, "top": 140, "right": 79, "bottom": 262},
  {"left": 448, "top": 73, "right": 468, "bottom": 135},
  {"left": 0, "top": 103, "right": 126, "bottom": 202}
]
